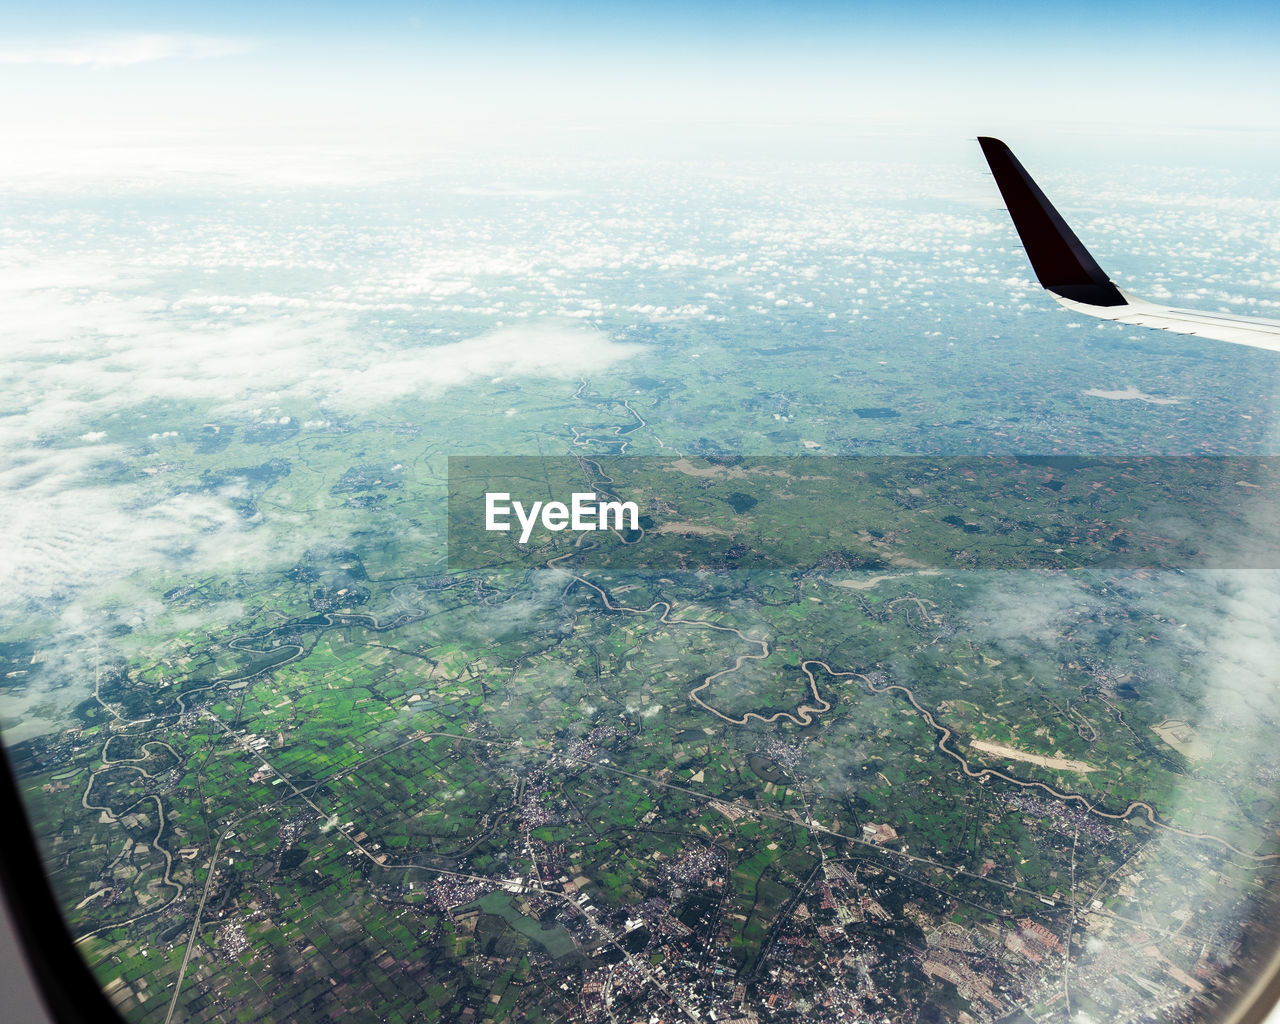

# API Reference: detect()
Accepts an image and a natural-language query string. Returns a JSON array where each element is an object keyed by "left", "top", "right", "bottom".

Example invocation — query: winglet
[{"left": 978, "top": 137, "right": 1128, "bottom": 308}]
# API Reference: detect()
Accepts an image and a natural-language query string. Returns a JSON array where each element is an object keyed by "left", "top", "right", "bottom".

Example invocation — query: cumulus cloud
[
  {"left": 0, "top": 33, "right": 255, "bottom": 69},
  {"left": 0, "top": 254, "right": 645, "bottom": 447},
  {"left": 307, "top": 321, "right": 643, "bottom": 407},
  {"left": 0, "top": 445, "right": 313, "bottom": 606}
]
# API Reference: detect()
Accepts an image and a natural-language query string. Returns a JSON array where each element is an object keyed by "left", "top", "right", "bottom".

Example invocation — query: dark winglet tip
[{"left": 977, "top": 136, "right": 1127, "bottom": 306}]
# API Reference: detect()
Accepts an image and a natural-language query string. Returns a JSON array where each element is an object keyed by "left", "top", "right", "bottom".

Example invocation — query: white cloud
[
  {"left": 302, "top": 321, "right": 642, "bottom": 409},
  {"left": 0, "top": 33, "right": 256, "bottom": 69},
  {"left": 0, "top": 253, "right": 646, "bottom": 448},
  {"left": 0, "top": 445, "right": 303, "bottom": 606}
]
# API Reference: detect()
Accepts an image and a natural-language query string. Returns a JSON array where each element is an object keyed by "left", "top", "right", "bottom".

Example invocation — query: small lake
[{"left": 461, "top": 891, "right": 578, "bottom": 959}]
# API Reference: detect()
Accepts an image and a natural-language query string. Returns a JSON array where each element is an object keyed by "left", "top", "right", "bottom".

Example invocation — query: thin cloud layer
[
  {"left": 0, "top": 33, "right": 256, "bottom": 68},
  {"left": 0, "top": 257, "right": 644, "bottom": 446}
]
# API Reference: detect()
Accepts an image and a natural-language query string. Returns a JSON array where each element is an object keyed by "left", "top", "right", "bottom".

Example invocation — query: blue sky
[
  {"left": 2, "top": 0, "right": 1276, "bottom": 45},
  {"left": 2, "top": 0, "right": 1280, "bottom": 177}
]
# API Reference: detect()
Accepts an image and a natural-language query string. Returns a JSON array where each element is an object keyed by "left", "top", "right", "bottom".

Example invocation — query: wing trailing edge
[{"left": 978, "top": 136, "right": 1280, "bottom": 352}]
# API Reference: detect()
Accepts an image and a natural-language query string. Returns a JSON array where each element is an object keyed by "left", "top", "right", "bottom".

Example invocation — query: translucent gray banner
[{"left": 448, "top": 456, "right": 1280, "bottom": 573}]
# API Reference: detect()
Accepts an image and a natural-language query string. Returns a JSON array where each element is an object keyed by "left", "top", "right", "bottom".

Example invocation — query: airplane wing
[{"left": 978, "top": 136, "right": 1280, "bottom": 351}]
